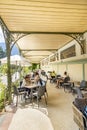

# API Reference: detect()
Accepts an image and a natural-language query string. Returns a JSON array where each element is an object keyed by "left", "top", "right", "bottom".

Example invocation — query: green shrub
[{"left": 0, "top": 82, "right": 6, "bottom": 110}]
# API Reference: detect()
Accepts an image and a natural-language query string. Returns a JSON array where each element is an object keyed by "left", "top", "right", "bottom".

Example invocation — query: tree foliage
[
  {"left": 32, "top": 63, "right": 38, "bottom": 71},
  {"left": 0, "top": 82, "right": 6, "bottom": 110},
  {"left": 0, "top": 46, "right": 6, "bottom": 59}
]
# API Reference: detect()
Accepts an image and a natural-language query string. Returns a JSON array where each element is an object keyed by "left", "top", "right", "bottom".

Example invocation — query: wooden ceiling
[{"left": 0, "top": 0, "right": 87, "bottom": 63}]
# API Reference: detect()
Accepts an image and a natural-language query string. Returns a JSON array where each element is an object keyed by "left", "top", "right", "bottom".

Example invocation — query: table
[
  {"left": 8, "top": 108, "right": 54, "bottom": 130},
  {"left": 25, "top": 84, "right": 38, "bottom": 103},
  {"left": 25, "top": 84, "right": 38, "bottom": 89}
]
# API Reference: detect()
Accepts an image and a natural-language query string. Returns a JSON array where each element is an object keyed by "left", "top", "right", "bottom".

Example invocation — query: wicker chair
[{"left": 72, "top": 103, "right": 87, "bottom": 130}]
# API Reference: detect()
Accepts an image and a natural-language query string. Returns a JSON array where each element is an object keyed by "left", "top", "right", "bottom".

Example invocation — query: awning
[{"left": 0, "top": 0, "right": 87, "bottom": 63}]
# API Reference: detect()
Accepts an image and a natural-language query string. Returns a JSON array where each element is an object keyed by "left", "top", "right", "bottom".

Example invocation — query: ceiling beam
[
  {"left": 24, "top": 55, "right": 49, "bottom": 56},
  {"left": 11, "top": 31, "right": 83, "bottom": 34},
  {"left": 21, "top": 49, "right": 57, "bottom": 51}
]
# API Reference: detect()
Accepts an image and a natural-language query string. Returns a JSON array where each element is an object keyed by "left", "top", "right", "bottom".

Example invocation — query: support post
[{"left": 0, "top": 18, "right": 12, "bottom": 104}]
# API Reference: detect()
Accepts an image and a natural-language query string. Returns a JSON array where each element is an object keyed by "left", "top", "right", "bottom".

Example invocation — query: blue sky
[{"left": 0, "top": 26, "right": 19, "bottom": 55}]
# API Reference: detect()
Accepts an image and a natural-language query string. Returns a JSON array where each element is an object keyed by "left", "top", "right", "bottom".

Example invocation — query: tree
[
  {"left": 0, "top": 46, "right": 6, "bottom": 58},
  {"left": 32, "top": 63, "right": 39, "bottom": 71}
]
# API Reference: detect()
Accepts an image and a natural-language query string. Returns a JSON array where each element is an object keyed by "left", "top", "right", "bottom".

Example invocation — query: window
[
  {"left": 60, "top": 45, "right": 76, "bottom": 59},
  {"left": 50, "top": 54, "right": 56, "bottom": 62}
]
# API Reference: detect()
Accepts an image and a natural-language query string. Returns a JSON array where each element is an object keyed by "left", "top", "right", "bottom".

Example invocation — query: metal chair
[
  {"left": 44, "top": 81, "right": 48, "bottom": 98},
  {"left": 61, "top": 76, "right": 71, "bottom": 92},
  {"left": 79, "top": 80, "right": 87, "bottom": 90},
  {"left": 13, "top": 85, "right": 26, "bottom": 106},
  {"left": 72, "top": 80, "right": 87, "bottom": 95},
  {"left": 32, "top": 85, "right": 47, "bottom": 107}
]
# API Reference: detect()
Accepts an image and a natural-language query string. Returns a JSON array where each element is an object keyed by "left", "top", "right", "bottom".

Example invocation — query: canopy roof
[
  {"left": 17, "top": 34, "right": 72, "bottom": 63},
  {"left": 0, "top": 0, "right": 87, "bottom": 33},
  {"left": 0, "top": 0, "right": 87, "bottom": 63}
]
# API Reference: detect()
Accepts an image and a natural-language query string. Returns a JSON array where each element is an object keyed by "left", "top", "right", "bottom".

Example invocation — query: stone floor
[
  {"left": 0, "top": 81, "right": 79, "bottom": 130},
  {"left": 46, "top": 82, "right": 78, "bottom": 130},
  {"left": 0, "top": 113, "right": 14, "bottom": 130}
]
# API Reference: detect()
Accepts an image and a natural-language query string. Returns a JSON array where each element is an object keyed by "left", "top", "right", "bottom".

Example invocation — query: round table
[{"left": 8, "top": 108, "right": 54, "bottom": 130}]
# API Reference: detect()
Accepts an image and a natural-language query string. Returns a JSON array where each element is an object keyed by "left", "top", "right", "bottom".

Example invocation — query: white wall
[
  {"left": 51, "top": 64, "right": 58, "bottom": 73},
  {"left": 85, "top": 64, "right": 87, "bottom": 81},
  {"left": 68, "top": 64, "right": 83, "bottom": 81},
  {"left": 58, "top": 65, "right": 67, "bottom": 76},
  {"left": 41, "top": 32, "right": 87, "bottom": 81},
  {"left": 41, "top": 64, "right": 52, "bottom": 73}
]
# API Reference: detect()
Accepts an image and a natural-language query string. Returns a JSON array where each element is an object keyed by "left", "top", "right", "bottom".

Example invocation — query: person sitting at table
[
  {"left": 34, "top": 77, "right": 46, "bottom": 100},
  {"left": 33, "top": 72, "right": 46, "bottom": 87},
  {"left": 56, "top": 71, "right": 68, "bottom": 88},
  {"left": 40, "top": 71, "right": 48, "bottom": 83},
  {"left": 34, "top": 72, "right": 40, "bottom": 84},
  {"left": 21, "top": 75, "right": 32, "bottom": 97},
  {"left": 50, "top": 70, "right": 56, "bottom": 83},
  {"left": 37, "top": 78, "right": 46, "bottom": 87}
]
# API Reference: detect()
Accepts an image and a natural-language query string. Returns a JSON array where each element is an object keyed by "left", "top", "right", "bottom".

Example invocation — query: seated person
[
  {"left": 37, "top": 78, "right": 46, "bottom": 87},
  {"left": 34, "top": 72, "right": 40, "bottom": 84},
  {"left": 33, "top": 72, "right": 46, "bottom": 87},
  {"left": 40, "top": 71, "right": 48, "bottom": 83},
  {"left": 21, "top": 75, "right": 32, "bottom": 96},
  {"left": 34, "top": 78, "right": 46, "bottom": 100},
  {"left": 56, "top": 71, "right": 68, "bottom": 88},
  {"left": 53, "top": 74, "right": 61, "bottom": 83},
  {"left": 23, "top": 75, "right": 31, "bottom": 86},
  {"left": 50, "top": 71, "right": 56, "bottom": 83}
]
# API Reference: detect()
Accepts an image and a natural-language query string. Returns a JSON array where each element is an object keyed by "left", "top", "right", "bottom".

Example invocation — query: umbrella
[{"left": 0, "top": 55, "right": 31, "bottom": 66}]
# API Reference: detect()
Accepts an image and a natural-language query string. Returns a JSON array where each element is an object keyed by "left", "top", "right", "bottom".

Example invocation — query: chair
[
  {"left": 13, "top": 85, "right": 26, "bottom": 106},
  {"left": 44, "top": 81, "right": 48, "bottom": 97},
  {"left": 19, "top": 80, "right": 23, "bottom": 87},
  {"left": 75, "top": 87, "right": 84, "bottom": 98},
  {"left": 72, "top": 80, "right": 87, "bottom": 95},
  {"left": 62, "top": 76, "right": 71, "bottom": 92},
  {"left": 32, "top": 85, "right": 47, "bottom": 107},
  {"left": 79, "top": 80, "right": 87, "bottom": 90},
  {"left": 72, "top": 102, "right": 87, "bottom": 130}
]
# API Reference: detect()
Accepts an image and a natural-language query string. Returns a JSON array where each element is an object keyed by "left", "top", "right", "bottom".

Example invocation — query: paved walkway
[
  {"left": 0, "top": 113, "right": 14, "bottom": 130},
  {"left": 0, "top": 105, "right": 17, "bottom": 130},
  {"left": 0, "top": 81, "right": 78, "bottom": 130}
]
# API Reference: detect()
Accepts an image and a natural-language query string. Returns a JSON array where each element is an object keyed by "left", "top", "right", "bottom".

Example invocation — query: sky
[
  {"left": 0, "top": 26, "right": 5, "bottom": 43},
  {"left": 0, "top": 26, "right": 19, "bottom": 55}
]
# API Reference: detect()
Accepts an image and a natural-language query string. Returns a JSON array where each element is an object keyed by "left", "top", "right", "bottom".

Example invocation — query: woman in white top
[{"left": 56, "top": 71, "right": 68, "bottom": 88}]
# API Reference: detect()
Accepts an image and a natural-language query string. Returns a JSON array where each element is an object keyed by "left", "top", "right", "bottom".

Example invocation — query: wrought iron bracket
[
  {"left": 0, "top": 17, "right": 85, "bottom": 55},
  {"left": 67, "top": 33, "right": 85, "bottom": 54},
  {"left": 10, "top": 33, "right": 29, "bottom": 51},
  {"left": 0, "top": 17, "right": 28, "bottom": 54},
  {"left": 11, "top": 32, "right": 85, "bottom": 54}
]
